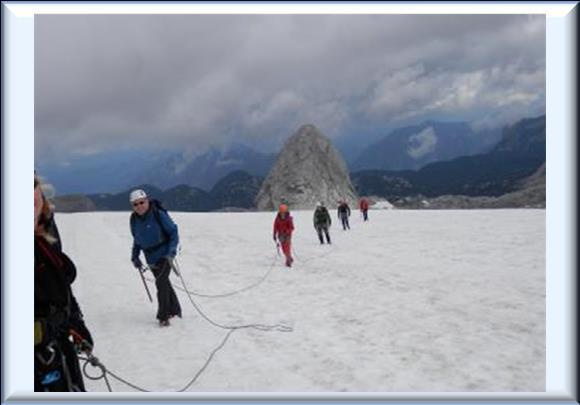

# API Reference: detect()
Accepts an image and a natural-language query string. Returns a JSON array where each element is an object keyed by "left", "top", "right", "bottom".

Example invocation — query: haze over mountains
[
  {"left": 38, "top": 145, "right": 275, "bottom": 195},
  {"left": 42, "top": 118, "right": 503, "bottom": 195},
  {"left": 351, "top": 115, "right": 545, "bottom": 208},
  {"left": 134, "top": 144, "right": 276, "bottom": 192},
  {"left": 352, "top": 121, "right": 501, "bottom": 171},
  {"left": 48, "top": 114, "right": 545, "bottom": 212}
]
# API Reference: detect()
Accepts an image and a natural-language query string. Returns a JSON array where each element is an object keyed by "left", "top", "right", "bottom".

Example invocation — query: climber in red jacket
[
  {"left": 273, "top": 204, "right": 295, "bottom": 267},
  {"left": 359, "top": 197, "right": 370, "bottom": 222}
]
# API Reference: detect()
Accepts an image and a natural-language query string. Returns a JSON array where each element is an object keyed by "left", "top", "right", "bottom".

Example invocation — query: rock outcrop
[{"left": 255, "top": 124, "right": 359, "bottom": 211}]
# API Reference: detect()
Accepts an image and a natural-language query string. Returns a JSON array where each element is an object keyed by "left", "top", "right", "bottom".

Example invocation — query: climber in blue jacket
[{"left": 129, "top": 189, "right": 181, "bottom": 327}]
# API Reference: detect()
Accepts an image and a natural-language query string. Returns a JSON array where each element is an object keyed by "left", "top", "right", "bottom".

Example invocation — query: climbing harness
[{"left": 36, "top": 340, "right": 81, "bottom": 392}]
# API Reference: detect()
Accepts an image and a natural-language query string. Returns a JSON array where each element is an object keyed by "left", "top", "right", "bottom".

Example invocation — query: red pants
[{"left": 279, "top": 236, "right": 293, "bottom": 266}]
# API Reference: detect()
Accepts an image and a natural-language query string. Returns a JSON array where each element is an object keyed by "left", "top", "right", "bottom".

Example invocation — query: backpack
[
  {"left": 130, "top": 199, "right": 170, "bottom": 242},
  {"left": 315, "top": 207, "right": 328, "bottom": 224}
]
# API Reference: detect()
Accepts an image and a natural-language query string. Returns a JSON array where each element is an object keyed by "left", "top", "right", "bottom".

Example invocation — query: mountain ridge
[{"left": 52, "top": 115, "right": 545, "bottom": 211}]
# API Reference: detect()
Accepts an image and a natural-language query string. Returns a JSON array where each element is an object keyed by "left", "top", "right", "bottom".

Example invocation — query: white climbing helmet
[{"left": 129, "top": 189, "right": 148, "bottom": 203}]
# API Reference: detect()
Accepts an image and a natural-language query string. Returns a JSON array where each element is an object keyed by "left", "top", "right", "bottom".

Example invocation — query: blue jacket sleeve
[
  {"left": 130, "top": 218, "right": 142, "bottom": 261},
  {"left": 131, "top": 241, "right": 142, "bottom": 262},
  {"left": 158, "top": 210, "right": 179, "bottom": 258}
]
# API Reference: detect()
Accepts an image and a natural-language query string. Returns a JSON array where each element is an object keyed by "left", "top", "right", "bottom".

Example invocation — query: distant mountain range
[
  {"left": 36, "top": 149, "right": 176, "bottom": 195},
  {"left": 134, "top": 144, "right": 276, "bottom": 192},
  {"left": 39, "top": 144, "right": 275, "bottom": 195},
  {"left": 351, "top": 115, "right": 545, "bottom": 199},
  {"left": 390, "top": 162, "right": 546, "bottom": 209},
  {"left": 52, "top": 114, "right": 545, "bottom": 211},
  {"left": 56, "top": 170, "right": 264, "bottom": 213},
  {"left": 352, "top": 121, "right": 501, "bottom": 171},
  {"left": 38, "top": 121, "right": 500, "bottom": 196}
]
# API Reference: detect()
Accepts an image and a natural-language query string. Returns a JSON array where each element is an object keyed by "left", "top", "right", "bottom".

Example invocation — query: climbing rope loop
[{"left": 80, "top": 252, "right": 292, "bottom": 392}]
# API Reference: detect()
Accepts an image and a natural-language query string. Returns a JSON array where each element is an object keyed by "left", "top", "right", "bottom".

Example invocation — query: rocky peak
[{"left": 255, "top": 124, "right": 359, "bottom": 211}]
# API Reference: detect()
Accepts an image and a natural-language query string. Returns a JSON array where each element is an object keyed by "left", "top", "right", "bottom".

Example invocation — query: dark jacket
[
  {"left": 338, "top": 203, "right": 351, "bottom": 218},
  {"left": 313, "top": 206, "right": 331, "bottom": 228},
  {"left": 130, "top": 204, "right": 179, "bottom": 266},
  {"left": 35, "top": 236, "right": 93, "bottom": 392}
]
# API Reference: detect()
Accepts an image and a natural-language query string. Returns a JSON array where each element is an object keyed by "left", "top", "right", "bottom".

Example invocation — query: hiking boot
[{"left": 159, "top": 319, "right": 170, "bottom": 327}]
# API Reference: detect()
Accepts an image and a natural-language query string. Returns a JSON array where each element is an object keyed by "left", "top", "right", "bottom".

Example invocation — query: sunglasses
[{"left": 132, "top": 200, "right": 147, "bottom": 207}]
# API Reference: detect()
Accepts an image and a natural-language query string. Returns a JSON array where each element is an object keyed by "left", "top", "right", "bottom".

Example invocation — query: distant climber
[
  {"left": 273, "top": 204, "right": 295, "bottom": 267},
  {"left": 359, "top": 197, "right": 370, "bottom": 222},
  {"left": 313, "top": 202, "right": 332, "bottom": 244},
  {"left": 337, "top": 200, "right": 351, "bottom": 230}
]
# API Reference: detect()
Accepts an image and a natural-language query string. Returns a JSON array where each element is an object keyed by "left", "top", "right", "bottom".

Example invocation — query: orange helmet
[{"left": 279, "top": 204, "right": 288, "bottom": 213}]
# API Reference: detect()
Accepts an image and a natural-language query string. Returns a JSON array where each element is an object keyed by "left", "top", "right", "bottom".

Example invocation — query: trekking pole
[{"left": 138, "top": 266, "right": 153, "bottom": 302}]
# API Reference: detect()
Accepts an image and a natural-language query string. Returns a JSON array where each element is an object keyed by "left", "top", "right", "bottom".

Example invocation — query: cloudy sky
[{"left": 35, "top": 13, "right": 545, "bottom": 163}]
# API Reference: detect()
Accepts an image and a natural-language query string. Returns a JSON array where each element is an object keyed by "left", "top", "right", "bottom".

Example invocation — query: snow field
[{"left": 56, "top": 209, "right": 545, "bottom": 392}]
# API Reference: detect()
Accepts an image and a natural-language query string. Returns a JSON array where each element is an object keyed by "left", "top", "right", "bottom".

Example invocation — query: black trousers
[
  {"left": 340, "top": 215, "right": 350, "bottom": 230},
  {"left": 151, "top": 259, "right": 182, "bottom": 321},
  {"left": 315, "top": 225, "right": 331, "bottom": 244},
  {"left": 362, "top": 210, "right": 368, "bottom": 221}
]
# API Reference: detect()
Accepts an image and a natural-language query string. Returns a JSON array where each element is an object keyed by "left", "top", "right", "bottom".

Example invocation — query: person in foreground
[{"left": 35, "top": 174, "right": 94, "bottom": 391}]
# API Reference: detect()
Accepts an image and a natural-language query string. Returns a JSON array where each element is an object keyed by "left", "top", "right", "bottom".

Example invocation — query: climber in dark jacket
[
  {"left": 35, "top": 174, "right": 93, "bottom": 392},
  {"left": 313, "top": 202, "right": 332, "bottom": 244},
  {"left": 337, "top": 200, "right": 351, "bottom": 230}
]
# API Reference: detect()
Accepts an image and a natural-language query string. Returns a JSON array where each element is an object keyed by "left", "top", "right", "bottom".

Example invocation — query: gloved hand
[
  {"left": 273, "top": 235, "right": 277, "bottom": 242},
  {"left": 132, "top": 257, "right": 143, "bottom": 270}
]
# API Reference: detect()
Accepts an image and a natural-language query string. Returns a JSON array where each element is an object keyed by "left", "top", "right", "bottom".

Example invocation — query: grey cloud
[{"left": 35, "top": 14, "right": 545, "bottom": 162}]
